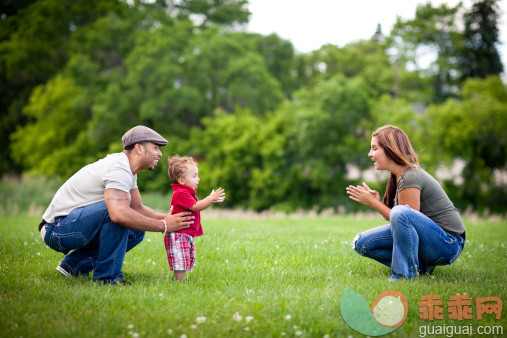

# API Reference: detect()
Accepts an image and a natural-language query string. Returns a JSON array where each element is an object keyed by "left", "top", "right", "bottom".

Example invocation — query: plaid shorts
[{"left": 164, "top": 232, "right": 195, "bottom": 271}]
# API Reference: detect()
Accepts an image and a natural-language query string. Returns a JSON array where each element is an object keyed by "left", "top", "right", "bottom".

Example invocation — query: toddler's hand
[{"left": 209, "top": 188, "right": 225, "bottom": 203}]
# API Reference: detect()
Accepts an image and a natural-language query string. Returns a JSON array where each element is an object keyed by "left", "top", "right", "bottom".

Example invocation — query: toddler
[{"left": 165, "top": 155, "right": 225, "bottom": 280}]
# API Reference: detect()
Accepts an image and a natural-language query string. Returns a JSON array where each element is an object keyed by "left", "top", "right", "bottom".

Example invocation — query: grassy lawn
[{"left": 0, "top": 214, "right": 505, "bottom": 337}]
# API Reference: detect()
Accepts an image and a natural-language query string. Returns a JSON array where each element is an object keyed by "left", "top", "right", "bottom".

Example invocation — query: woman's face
[{"left": 368, "top": 136, "right": 389, "bottom": 170}]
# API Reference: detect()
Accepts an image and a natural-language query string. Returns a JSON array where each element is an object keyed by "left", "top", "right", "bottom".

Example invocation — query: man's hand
[
  {"left": 209, "top": 188, "right": 226, "bottom": 203},
  {"left": 163, "top": 206, "right": 194, "bottom": 232}
]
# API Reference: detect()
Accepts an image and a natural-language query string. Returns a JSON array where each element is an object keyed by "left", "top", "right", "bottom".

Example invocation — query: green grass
[{"left": 1, "top": 214, "right": 506, "bottom": 337}]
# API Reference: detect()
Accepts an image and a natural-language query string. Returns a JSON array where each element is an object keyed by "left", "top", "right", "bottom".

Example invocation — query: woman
[{"left": 346, "top": 125, "right": 466, "bottom": 281}]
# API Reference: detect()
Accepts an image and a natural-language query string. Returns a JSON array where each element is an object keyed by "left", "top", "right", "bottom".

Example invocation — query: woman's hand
[{"left": 346, "top": 182, "right": 381, "bottom": 207}]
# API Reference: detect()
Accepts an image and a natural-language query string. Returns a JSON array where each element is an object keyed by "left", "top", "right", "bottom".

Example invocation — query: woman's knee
[
  {"left": 389, "top": 205, "right": 412, "bottom": 228},
  {"left": 352, "top": 233, "right": 365, "bottom": 254}
]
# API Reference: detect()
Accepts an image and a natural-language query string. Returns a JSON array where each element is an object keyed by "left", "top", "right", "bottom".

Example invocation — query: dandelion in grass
[
  {"left": 281, "top": 332, "right": 286, "bottom": 336},
  {"left": 190, "top": 325, "right": 197, "bottom": 329},
  {"left": 128, "top": 324, "right": 134, "bottom": 329},
  {"left": 244, "top": 327, "right": 250, "bottom": 331},
  {"left": 152, "top": 262, "right": 156, "bottom": 265},
  {"left": 180, "top": 335, "right": 187, "bottom": 338},
  {"left": 295, "top": 330, "right": 302, "bottom": 336},
  {"left": 196, "top": 317, "right": 206, "bottom": 324},
  {"left": 245, "top": 316, "right": 254, "bottom": 323},
  {"left": 233, "top": 312, "right": 242, "bottom": 321},
  {"left": 132, "top": 333, "right": 139, "bottom": 338},
  {"left": 323, "top": 334, "right": 330, "bottom": 338},
  {"left": 501, "top": 243, "right": 504, "bottom": 248},
  {"left": 167, "top": 329, "right": 173, "bottom": 335},
  {"left": 285, "top": 314, "right": 291, "bottom": 320},
  {"left": 24, "top": 242, "right": 27, "bottom": 246}
]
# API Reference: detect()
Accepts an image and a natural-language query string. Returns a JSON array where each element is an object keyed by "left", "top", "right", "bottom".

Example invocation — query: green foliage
[
  {"left": 10, "top": 75, "right": 90, "bottom": 176},
  {"left": 304, "top": 41, "right": 394, "bottom": 97},
  {"left": 254, "top": 33, "right": 298, "bottom": 97},
  {"left": 425, "top": 76, "right": 507, "bottom": 213},
  {"left": 3, "top": 0, "right": 506, "bottom": 213},
  {"left": 389, "top": 2, "right": 464, "bottom": 101},
  {"left": 187, "top": 108, "right": 264, "bottom": 206},
  {"left": 458, "top": 0, "right": 503, "bottom": 79},
  {"left": 0, "top": 0, "right": 126, "bottom": 176},
  {"left": 173, "top": 0, "right": 250, "bottom": 27},
  {"left": 175, "top": 75, "right": 375, "bottom": 211},
  {"left": 286, "top": 75, "right": 373, "bottom": 208}
]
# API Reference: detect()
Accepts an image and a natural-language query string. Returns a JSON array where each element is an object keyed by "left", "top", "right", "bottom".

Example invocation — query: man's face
[{"left": 140, "top": 142, "right": 162, "bottom": 170}]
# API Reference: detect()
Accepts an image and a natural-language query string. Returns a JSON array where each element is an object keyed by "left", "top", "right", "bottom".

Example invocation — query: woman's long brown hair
[{"left": 372, "top": 125, "right": 420, "bottom": 208}]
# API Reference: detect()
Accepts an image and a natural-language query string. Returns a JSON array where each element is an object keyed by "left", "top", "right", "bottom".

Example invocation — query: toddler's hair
[{"left": 167, "top": 155, "right": 197, "bottom": 183}]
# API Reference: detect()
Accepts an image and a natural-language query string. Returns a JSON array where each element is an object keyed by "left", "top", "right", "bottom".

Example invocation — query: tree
[
  {"left": 170, "top": 0, "right": 250, "bottom": 27},
  {"left": 10, "top": 75, "right": 90, "bottom": 176},
  {"left": 182, "top": 29, "right": 284, "bottom": 115},
  {"left": 425, "top": 76, "right": 507, "bottom": 213},
  {"left": 388, "top": 2, "right": 463, "bottom": 102},
  {"left": 280, "top": 75, "right": 374, "bottom": 209},
  {"left": 458, "top": 0, "right": 503, "bottom": 80},
  {"left": 253, "top": 33, "right": 299, "bottom": 97},
  {"left": 187, "top": 108, "right": 265, "bottom": 206},
  {"left": 299, "top": 40, "right": 394, "bottom": 99},
  {"left": 0, "top": 0, "right": 125, "bottom": 175}
]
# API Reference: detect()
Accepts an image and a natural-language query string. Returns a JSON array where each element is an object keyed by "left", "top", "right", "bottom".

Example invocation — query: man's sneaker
[
  {"left": 56, "top": 262, "right": 77, "bottom": 277},
  {"left": 95, "top": 278, "right": 132, "bottom": 286},
  {"left": 116, "top": 279, "right": 132, "bottom": 286}
]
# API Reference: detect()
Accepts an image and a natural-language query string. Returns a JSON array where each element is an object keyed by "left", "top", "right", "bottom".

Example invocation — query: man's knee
[
  {"left": 130, "top": 230, "right": 145, "bottom": 243},
  {"left": 126, "top": 230, "right": 145, "bottom": 251}
]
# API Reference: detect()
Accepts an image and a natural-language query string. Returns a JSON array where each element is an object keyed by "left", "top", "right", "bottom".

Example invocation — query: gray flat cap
[{"left": 122, "top": 125, "right": 168, "bottom": 149}]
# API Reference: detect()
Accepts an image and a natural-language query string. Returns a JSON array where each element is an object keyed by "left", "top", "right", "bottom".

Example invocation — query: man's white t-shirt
[{"left": 42, "top": 152, "right": 137, "bottom": 224}]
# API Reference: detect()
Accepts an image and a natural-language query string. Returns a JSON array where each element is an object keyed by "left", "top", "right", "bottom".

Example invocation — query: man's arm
[
  {"left": 104, "top": 188, "right": 194, "bottom": 232},
  {"left": 130, "top": 188, "right": 166, "bottom": 219}
]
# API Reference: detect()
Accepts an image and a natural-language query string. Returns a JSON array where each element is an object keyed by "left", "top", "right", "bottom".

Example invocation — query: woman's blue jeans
[
  {"left": 352, "top": 205, "right": 465, "bottom": 279},
  {"left": 43, "top": 200, "right": 145, "bottom": 283}
]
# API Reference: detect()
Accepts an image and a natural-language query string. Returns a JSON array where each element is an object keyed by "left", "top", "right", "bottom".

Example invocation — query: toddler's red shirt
[{"left": 170, "top": 184, "right": 202, "bottom": 237}]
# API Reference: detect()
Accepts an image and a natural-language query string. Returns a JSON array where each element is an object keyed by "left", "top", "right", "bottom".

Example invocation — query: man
[{"left": 39, "top": 125, "right": 194, "bottom": 284}]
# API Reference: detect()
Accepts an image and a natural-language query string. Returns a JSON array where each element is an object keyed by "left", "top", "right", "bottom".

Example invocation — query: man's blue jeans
[
  {"left": 43, "top": 200, "right": 145, "bottom": 283},
  {"left": 352, "top": 205, "right": 465, "bottom": 279}
]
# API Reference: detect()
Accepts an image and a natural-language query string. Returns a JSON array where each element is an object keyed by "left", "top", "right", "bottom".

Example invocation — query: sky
[{"left": 245, "top": 0, "right": 507, "bottom": 75}]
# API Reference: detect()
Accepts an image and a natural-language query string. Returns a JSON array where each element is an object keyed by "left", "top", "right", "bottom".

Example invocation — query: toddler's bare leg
[{"left": 174, "top": 270, "right": 187, "bottom": 281}]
